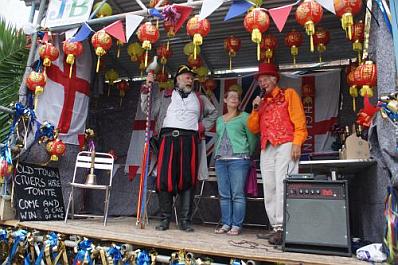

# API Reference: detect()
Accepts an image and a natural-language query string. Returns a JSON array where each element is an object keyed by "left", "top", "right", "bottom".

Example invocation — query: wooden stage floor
[{"left": 2, "top": 217, "right": 370, "bottom": 265}]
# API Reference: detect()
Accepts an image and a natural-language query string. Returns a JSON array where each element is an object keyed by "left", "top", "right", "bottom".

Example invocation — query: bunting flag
[
  {"left": 148, "top": 8, "right": 164, "bottom": 18},
  {"left": 125, "top": 14, "right": 144, "bottom": 42},
  {"left": 268, "top": 5, "right": 292, "bottom": 32},
  {"left": 315, "top": 0, "right": 336, "bottom": 14},
  {"left": 70, "top": 22, "right": 94, "bottom": 42},
  {"left": 224, "top": 0, "right": 253, "bottom": 21},
  {"left": 199, "top": 0, "right": 224, "bottom": 20},
  {"left": 173, "top": 4, "right": 194, "bottom": 34},
  {"left": 103, "top": 20, "right": 126, "bottom": 43}
]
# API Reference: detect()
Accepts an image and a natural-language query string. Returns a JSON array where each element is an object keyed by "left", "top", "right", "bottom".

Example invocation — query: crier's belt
[{"left": 161, "top": 128, "right": 197, "bottom": 137}]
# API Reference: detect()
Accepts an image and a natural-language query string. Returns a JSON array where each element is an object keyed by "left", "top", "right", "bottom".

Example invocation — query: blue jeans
[{"left": 215, "top": 159, "right": 250, "bottom": 228}]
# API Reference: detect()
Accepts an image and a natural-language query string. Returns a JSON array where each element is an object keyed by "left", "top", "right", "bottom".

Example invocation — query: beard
[{"left": 177, "top": 83, "right": 192, "bottom": 93}]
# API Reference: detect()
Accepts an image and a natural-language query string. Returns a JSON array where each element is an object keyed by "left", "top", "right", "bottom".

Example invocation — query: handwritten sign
[
  {"left": 14, "top": 163, "right": 65, "bottom": 221},
  {"left": 44, "top": 0, "right": 94, "bottom": 28}
]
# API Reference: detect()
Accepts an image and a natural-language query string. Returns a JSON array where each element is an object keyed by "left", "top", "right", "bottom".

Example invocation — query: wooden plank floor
[{"left": 1, "top": 217, "right": 370, "bottom": 265}]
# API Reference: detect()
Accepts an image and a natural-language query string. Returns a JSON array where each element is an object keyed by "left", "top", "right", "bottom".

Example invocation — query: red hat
[{"left": 255, "top": 63, "right": 280, "bottom": 81}]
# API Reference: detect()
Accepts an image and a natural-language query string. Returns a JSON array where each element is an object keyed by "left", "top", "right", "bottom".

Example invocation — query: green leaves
[{"left": 0, "top": 17, "right": 29, "bottom": 143}]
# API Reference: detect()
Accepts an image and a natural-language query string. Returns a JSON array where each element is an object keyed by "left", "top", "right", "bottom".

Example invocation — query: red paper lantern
[
  {"left": 188, "top": 54, "right": 202, "bottom": 69},
  {"left": 46, "top": 138, "right": 66, "bottom": 161},
  {"left": 356, "top": 61, "right": 377, "bottom": 97},
  {"left": 38, "top": 43, "right": 59, "bottom": 67},
  {"left": 26, "top": 71, "right": 46, "bottom": 110},
  {"left": 91, "top": 30, "right": 113, "bottom": 73},
  {"left": 244, "top": 8, "right": 270, "bottom": 61},
  {"left": 156, "top": 72, "right": 168, "bottom": 83},
  {"left": 204, "top": 79, "right": 217, "bottom": 93},
  {"left": 116, "top": 79, "right": 129, "bottom": 106},
  {"left": 313, "top": 27, "right": 330, "bottom": 62},
  {"left": 261, "top": 34, "right": 278, "bottom": 63},
  {"left": 347, "top": 67, "right": 358, "bottom": 111},
  {"left": 295, "top": 0, "right": 323, "bottom": 52},
  {"left": 285, "top": 29, "right": 303, "bottom": 64},
  {"left": 137, "top": 22, "right": 160, "bottom": 67},
  {"left": 63, "top": 41, "right": 84, "bottom": 78},
  {"left": 334, "top": 0, "right": 362, "bottom": 40},
  {"left": 186, "top": 15, "right": 211, "bottom": 60},
  {"left": 156, "top": 44, "right": 172, "bottom": 73},
  {"left": 351, "top": 20, "right": 364, "bottom": 63},
  {"left": 224, "top": 36, "right": 241, "bottom": 70}
]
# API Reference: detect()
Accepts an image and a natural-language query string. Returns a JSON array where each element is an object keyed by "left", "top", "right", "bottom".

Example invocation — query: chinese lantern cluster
[
  {"left": 38, "top": 42, "right": 59, "bottom": 68},
  {"left": 224, "top": 36, "right": 241, "bottom": 70},
  {"left": 91, "top": 30, "right": 113, "bottom": 72},
  {"left": 351, "top": 20, "right": 364, "bottom": 63},
  {"left": 46, "top": 135, "right": 66, "bottom": 162},
  {"left": 156, "top": 44, "right": 172, "bottom": 73},
  {"left": 333, "top": 0, "right": 362, "bottom": 40},
  {"left": 127, "top": 42, "right": 144, "bottom": 62},
  {"left": 26, "top": 71, "right": 46, "bottom": 111},
  {"left": 313, "top": 28, "right": 330, "bottom": 63},
  {"left": 186, "top": 15, "right": 211, "bottom": 60},
  {"left": 137, "top": 22, "right": 160, "bottom": 68},
  {"left": 295, "top": 0, "right": 323, "bottom": 52},
  {"left": 260, "top": 34, "right": 277, "bottom": 63},
  {"left": 244, "top": 8, "right": 270, "bottom": 61},
  {"left": 62, "top": 40, "right": 84, "bottom": 78},
  {"left": 284, "top": 29, "right": 303, "bottom": 64},
  {"left": 105, "top": 69, "right": 119, "bottom": 96}
]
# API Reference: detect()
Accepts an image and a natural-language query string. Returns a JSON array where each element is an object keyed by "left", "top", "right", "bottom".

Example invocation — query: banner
[{"left": 44, "top": 0, "right": 95, "bottom": 28}]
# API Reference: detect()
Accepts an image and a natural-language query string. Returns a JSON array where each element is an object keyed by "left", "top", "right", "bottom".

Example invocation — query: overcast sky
[{"left": 0, "top": 0, "right": 32, "bottom": 29}]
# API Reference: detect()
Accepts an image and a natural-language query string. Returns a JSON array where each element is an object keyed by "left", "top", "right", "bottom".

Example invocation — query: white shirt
[{"left": 162, "top": 90, "right": 200, "bottom": 130}]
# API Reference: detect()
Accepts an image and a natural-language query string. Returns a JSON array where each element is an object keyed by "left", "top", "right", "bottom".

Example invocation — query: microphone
[{"left": 253, "top": 89, "right": 266, "bottom": 109}]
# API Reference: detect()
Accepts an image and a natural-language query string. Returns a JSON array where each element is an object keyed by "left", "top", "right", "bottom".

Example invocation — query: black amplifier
[{"left": 283, "top": 179, "right": 351, "bottom": 256}]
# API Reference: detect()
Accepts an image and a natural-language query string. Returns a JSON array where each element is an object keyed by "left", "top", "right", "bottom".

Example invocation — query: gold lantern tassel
[
  {"left": 167, "top": 39, "right": 170, "bottom": 50},
  {"left": 229, "top": 55, "right": 232, "bottom": 70},
  {"left": 304, "top": 21, "right": 315, "bottom": 52},
  {"left": 341, "top": 13, "right": 354, "bottom": 40},
  {"left": 349, "top": 85, "right": 358, "bottom": 111},
  {"left": 193, "top": 33, "right": 203, "bottom": 60},
  {"left": 162, "top": 64, "right": 165, "bottom": 74},
  {"left": 66, "top": 54, "right": 75, "bottom": 78},
  {"left": 291, "top": 46, "right": 298, "bottom": 65},
  {"left": 96, "top": 56, "right": 101, "bottom": 73},
  {"left": 251, "top": 28, "right": 262, "bottom": 61},
  {"left": 34, "top": 86, "right": 44, "bottom": 112},
  {"left": 145, "top": 50, "right": 149, "bottom": 68}
]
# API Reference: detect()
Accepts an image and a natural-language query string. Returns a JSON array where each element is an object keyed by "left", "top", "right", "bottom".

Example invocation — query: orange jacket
[{"left": 247, "top": 87, "right": 308, "bottom": 146}]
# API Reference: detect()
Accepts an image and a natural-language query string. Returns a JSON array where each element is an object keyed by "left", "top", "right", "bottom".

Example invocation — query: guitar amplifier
[{"left": 283, "top": 179, "right": 351, "bottom": 256}]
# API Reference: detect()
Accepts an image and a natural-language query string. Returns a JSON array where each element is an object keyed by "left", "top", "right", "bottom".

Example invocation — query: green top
[{"left": 215, "top": 112, "right": 258, "bottom": 156}]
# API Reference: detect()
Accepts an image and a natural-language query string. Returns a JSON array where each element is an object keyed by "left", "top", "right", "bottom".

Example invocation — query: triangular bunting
[
  {"left": 315, "top": 0, "right": 335, "bottom": 14},
  {"left": 125, "top": 14, "right": 144, "bottom": 42},
  {"left": 199, "top": 0, "right": 224, "bottom": 20},
  {"left": 149, "top": 8, "right": 164, "bottom": 18},
  {"left": 173, "top": 5, "right": 193, "bottom": 33},
  {"left": 103, "top": 20, "right": 126, "bottom": 43},
  {"left": 224, "top": 0, "right": 253, "bottom": 21},
  {"left": 268, "top": 5, "right": 292, "bottom": 32},
  {"left": 70, "top": 23, "right": 94, "bottom": 42}
]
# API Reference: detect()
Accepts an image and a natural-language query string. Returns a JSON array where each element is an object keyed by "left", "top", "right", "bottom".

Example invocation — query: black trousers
[{"left": 158, "top": 188, "right": 194, "bottom": 224}]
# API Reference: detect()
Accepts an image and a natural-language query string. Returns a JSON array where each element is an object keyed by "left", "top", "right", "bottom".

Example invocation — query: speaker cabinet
[{"left": 283, "top": 180, "right": 351, "bottom": 256}]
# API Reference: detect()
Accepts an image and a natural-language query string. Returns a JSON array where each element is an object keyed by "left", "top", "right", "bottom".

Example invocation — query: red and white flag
[{"left": 36, "top": 39, "right": 92, "bottom": 144}]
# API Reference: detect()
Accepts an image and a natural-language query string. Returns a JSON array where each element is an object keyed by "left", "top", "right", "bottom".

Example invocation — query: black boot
[
  {"left": 179, "top": 188, "right": 194, "bottom": 232},
  {"left": 156, "top": 191, "right": 173, "bottom": 231}
]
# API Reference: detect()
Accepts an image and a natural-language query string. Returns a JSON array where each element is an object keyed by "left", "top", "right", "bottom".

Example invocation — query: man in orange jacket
[{"left": 247, "top": 63, "right": 308, "bottom": 245}]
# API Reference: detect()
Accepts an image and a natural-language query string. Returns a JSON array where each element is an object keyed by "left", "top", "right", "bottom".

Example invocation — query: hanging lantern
[
  {"left": 91, "top": 30, "right": 113, "bottom": 73},
  {"left": 295, "top": 0, "right": 323, "bottom": 52},
  {"left": 244, "top": 8, "right": 270, "bottom": 61},
  {"left": 184, "top": 42, "right": 201, "bottom": 56},
  {"left": 149, "top": 0, "right": 169, "bottom": 8},
  {"left": 46, "top": 138, "right": 66, "bottom": 161},
  {"left": 93, "top": 2, "right": 113, "bottom": 17},
  {"left": 127, "top": 42, "right": 144, "bottom": 62},
  {"left": 116, "top": 79, "right": 129, "bottom": 107},
  {"left": 38, "top": 43, "right": 59, "bottom": 68},
  {"left": 26, "top": 71, "right": 46, "bottom": 111},
  {"left": 105, "top": 69, "right": 119, "bottom": 96},
  {"left": 164, "top": 19, "right": 176, "bottom": 50},
  {"left": 333, "top": 0, "right": 362, "bottom": 40},
  {"left": 356, "top": 61, "right": 377, "bottom": 97},
  {"left": 347, "top": 68, "right": 358, "bottom": 111},
  {"left": 188, "top": 54, "right": 202, "bottom": 69},
  {"left": 351, "top": 20, "right": 364, "bottom": 63},
  {"left": 156, "top": 72, "right": 168, "bottom": 83},
  {"left": 284, "top": 29, "right": 303, "bottom": 65},
  {"left": 195, "top": 66, "right": 209, "bottom": 83},
  {"left": 186, "top": 15, "right": 211, "bottom": 60},
  {"left": 62, "top": 40, "right": 84, "bottom": 78},
  {"left": 224, "top": 36, "right": 241, "bottom": 70},
  {"left": 204, "top": 79, "right": 217, "bottom": 94},
  {"left": 313, "top": 27, "right": 330, "bottom": 63},
  {"left": 261, "top": 34, "right": 278, "bottom": 63},
  {"left": 137, "top": 22, "right": 160, "bottom": 68},
  {"left": 156, "top": 44, "right": 172, "bottom": 73}
]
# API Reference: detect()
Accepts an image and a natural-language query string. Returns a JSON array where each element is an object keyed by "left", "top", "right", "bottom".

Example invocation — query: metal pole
[{"left": 18, "top": 0, "right": 48, "bottom": 105}]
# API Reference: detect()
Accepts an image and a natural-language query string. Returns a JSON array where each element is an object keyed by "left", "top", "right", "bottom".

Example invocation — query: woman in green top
[{"left": 214, "top": 85, "right": 257, "bottom": 235}]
